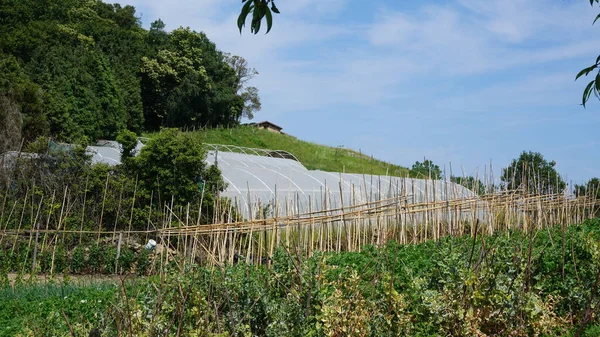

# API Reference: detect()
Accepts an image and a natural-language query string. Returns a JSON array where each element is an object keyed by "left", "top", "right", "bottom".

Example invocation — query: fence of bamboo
[{"left": 1, "top": 171, "right": 598, "bottom": 276}]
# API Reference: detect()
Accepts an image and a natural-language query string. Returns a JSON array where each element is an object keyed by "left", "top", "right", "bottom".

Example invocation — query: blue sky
[{"left": 125, "top": 0, "right": 600, "bottom": 186}]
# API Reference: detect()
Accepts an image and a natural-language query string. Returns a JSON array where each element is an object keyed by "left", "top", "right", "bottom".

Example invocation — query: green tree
[
  {"left": 0, "top": 0, "right": 256, "bottom": 144},
  {"left": 0, "top": 54, "right": 48, "bottom": 148},
  {"left": 116, "top": 129, "right": 138, "bottom": 161},
  {"left": 501, "top": 151, "right": 566, "bottom": 194},
  {"left": 140, "top": 48, "right": 212, "bottom": 130},
  {"left": 28, "top": 42, "right": 126, "bottom": 142},
  {"left": 411, "top": 159, "right": 442, "bottom": 179},
  {"left": 0, "top": 95, "right": 21, "bottom": 153},
  {"left": 131, "top": 128, "right": 225, "bottom": 206},
  {"left": 575, "top": 177, "right": 600, "bottom": 199},
  {"left": 450, "top": 176, "right": 485, "bottom": 195},
  {"left": 141, "top": 27, "right": 245, "bottom": 130},
  {"left": 225, "top": 54, "right": 261, "bottom": 120}
]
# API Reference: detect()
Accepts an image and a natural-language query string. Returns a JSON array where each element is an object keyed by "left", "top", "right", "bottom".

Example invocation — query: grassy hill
[{"left": 148, "top": 126, "right": 411, "bottom": 176}]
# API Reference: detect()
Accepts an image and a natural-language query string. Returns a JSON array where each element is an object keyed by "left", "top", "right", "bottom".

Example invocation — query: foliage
[
  {"left": 6, "top": 220, "right": 600, "bottom": 336},
  {"left": 577, "top": 0, "right": 600, "bottom": 107},
  {"left": 1, "top": 129, "right": 230, "bottom": 241},
  {"left": 0, "top": 280, "right": 119, "bottom": 337},
  {"left": 451, "top": 175, "right": 486, "bottom": 195},
  {"left": 0, "top": 0, "right": 260, "bottom": 143},
  {"left": 146, "top": 125, "right": 411, "bottom": 177},
  {"left": 0, "top": 54, "right": 47, "bottom": 147},
  {"left": 237, "top": 0, "right": 281, "bottom": 34},
  {"left": 411, "top": 158, "right": 442, "bottom": 179},
  {"left": 575, "top": 177, "right": 600, "bottom": 199},
  {"left": 116, "top": 129, "right": 138, "bottom": 161},
  {"left": 131, "top": 128, "right": 225, "bottom": 206},
  {"left": 225, "top": 53, "right": 261, "bottom": 120},
  {"left": 502, "top": 151, "right": 566, "bottom": 194}
]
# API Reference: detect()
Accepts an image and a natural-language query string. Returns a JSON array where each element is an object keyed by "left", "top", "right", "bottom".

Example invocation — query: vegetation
[
  {"left": 3, "top": 219, "right": 600, "bottom": 336},
  {"left": 450, "top": 175, "right": 486, "bottom": 195},
  {"left": 159, "top": 126, "right": 411, "bottom": 176},
  {"left": 0, "top": 0, "right": 259, "bottom": 146},
  {"left": 501, "top": 151, "right": 566, "bottom": 194},
  {"left": 411, "top": 159, "right": 442, "bottom": 179},
  {"left": 576, "top": 177, "right": 600, "bottom": 199},
  {"left": 0, "top": 129, "right": 227, "bottom": 239},
  {"left": 577, "top": 1, "right": 600, "bottom": 106},
  {"left": 237, "top": 0, "right": 281, "bottom": 35},
  {"left": 130, "top": 128, "right": 225, "bottom": 206}
]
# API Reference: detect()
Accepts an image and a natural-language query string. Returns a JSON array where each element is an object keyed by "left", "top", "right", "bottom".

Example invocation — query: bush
[
  {"left": 117, "top": 247, "right": 134, "bottom": 274},
  {"left": 88, "top": 244, "right": 103, "bottom": 273},
  {"left": 70, "top": 246, "right": 85, "bottom": 274},
  {"left": 136, "top": 249, "right": 151, "bottom": 276}
]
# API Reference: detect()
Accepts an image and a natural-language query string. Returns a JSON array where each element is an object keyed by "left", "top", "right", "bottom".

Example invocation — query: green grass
[{"left": 146, "top": 126, "right": 410, "bottom": 176}]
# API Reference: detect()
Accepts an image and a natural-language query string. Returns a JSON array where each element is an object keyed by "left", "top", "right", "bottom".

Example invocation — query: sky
[{"left": 124, "top": 0, "right": 600, "bottom": 186}]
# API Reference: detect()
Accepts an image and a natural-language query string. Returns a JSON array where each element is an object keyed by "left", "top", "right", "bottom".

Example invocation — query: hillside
[
  {"left": 167, "top": 126, "right": 411, "bottom": 177},
  {"left": 0, "top": 0, "right": 256, "bottom": 150}
]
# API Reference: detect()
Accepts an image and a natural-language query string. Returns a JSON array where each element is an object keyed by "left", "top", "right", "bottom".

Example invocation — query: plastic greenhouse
[{"left": 82, "top": 141, "right": 479, "bottom": 219}]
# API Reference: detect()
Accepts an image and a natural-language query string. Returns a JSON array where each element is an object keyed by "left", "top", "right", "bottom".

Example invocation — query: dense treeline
[{"left": 0, "top": 0, "right": 259, "bottom": 149}]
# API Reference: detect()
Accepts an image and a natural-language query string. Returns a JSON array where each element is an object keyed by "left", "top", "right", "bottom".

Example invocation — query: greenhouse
[
  {"left": 203, "top": 147, "right": 477, "bottom": 219},
  {"left": 84, "top": 142, "right": 478, "bottom": 219}
]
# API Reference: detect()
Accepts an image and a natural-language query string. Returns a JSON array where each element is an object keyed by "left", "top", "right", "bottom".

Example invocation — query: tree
[
  {"left": 225, "top": 54, "right": 261, "bottom": 120},
  {"left": 140, "top": 27, "right": 246, "bottom": 130},
  {"left": 411, "top": 159, "right": 442, "bottom": 179},
  {"left": 131, "top": 128, "right": 225, "bottom": 206},
  {"left": 116, "top": 129, "right": 138, "bottom": 161},
  {"left": 575, "top": 177, "right": 600, "bottom": 199},
  {"left": 0, "top": 95, "right": 22, "bottom": 153},
  {"left": 577, "top": 0, "right": 600, "bottom": 107},
  {"left": 501, "top": 151, "right": 566, "bottom": 194},
  {"left": 140, "top": 48, "right": 212, "bottom": 130},
  {"left": 450, "top": 176, "right": 486, "bottom": 195},
  {"left": 237, "top": 0, "right": 280, "bottom": 35},
  {"left": 0, "top": 54, "right": 47, "bottom": 147},
  {"left": 0, "top": 0, "right": 258, "bottom": 145}
]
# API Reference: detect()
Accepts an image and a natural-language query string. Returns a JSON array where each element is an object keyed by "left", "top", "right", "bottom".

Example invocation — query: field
[
  {"left": 3, "top": 219, "right": 600, "bottom": 336},
  {"left": 2, "top": 129, "right": 600, "bottom": 336},
  {"left": 145, "top": 126, "right": 411, "bottom": 177}
]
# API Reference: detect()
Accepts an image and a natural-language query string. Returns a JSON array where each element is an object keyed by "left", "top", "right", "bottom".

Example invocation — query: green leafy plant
[{"left": 237, "top": 0, "right": 280, "bottom": 34}]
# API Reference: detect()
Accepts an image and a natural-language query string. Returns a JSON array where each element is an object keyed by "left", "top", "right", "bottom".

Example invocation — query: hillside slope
[{"left": 183, "top": 126, "right": 411, "bottom": 177}]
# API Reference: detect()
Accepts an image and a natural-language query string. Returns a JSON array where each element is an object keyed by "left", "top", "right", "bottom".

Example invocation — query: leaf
[
  {"left": 251, "top": 1, "right": 266, "bottom": 34},
  {"left": 594, "top": 13, "right": 600, "bottom": 25},
  {"left": 254, "top": 16, "right": 262, "bottom": 34},
  {"left": 595, "top": 73, "right": 600, "bottom": 93},
  {"left": 265, "top": 7, "right": 273, "bottom": 34},
  {"left": 271, "top": 3, "right": 280, "bottom": 14},
  {"left": 582, "top": 80, "right": 595, "bottom": 107},
  {"left": 237, "top": 0, "right": 254, "bottom": 34},
  {"left": 576, "top": 64, "right": 598, "bottom": 80}
]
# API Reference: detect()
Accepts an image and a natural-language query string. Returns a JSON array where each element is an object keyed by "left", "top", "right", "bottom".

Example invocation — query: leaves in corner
[
  {"left": 576, "top": 64, "right": 598, "bottom": 80},
  {"left": 237, "top": 0, "right": 254, "bottom": 34},
  {"left": 582, "top": 80, "right": 595, "bottom": 107},
  {"left": 271, "top": 2, "right": 280, "bottom": 14},
  {"left": 265, "top": 7, "right": 273, "bottom": 34}
]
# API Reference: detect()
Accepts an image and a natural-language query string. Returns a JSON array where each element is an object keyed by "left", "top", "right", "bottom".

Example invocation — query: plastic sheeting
[
  {"left": 82, "top": 141, "right": 477, "bottom": 219},
  {"left": 205, "top": 151, "right": 476, "bottom": 218}
]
